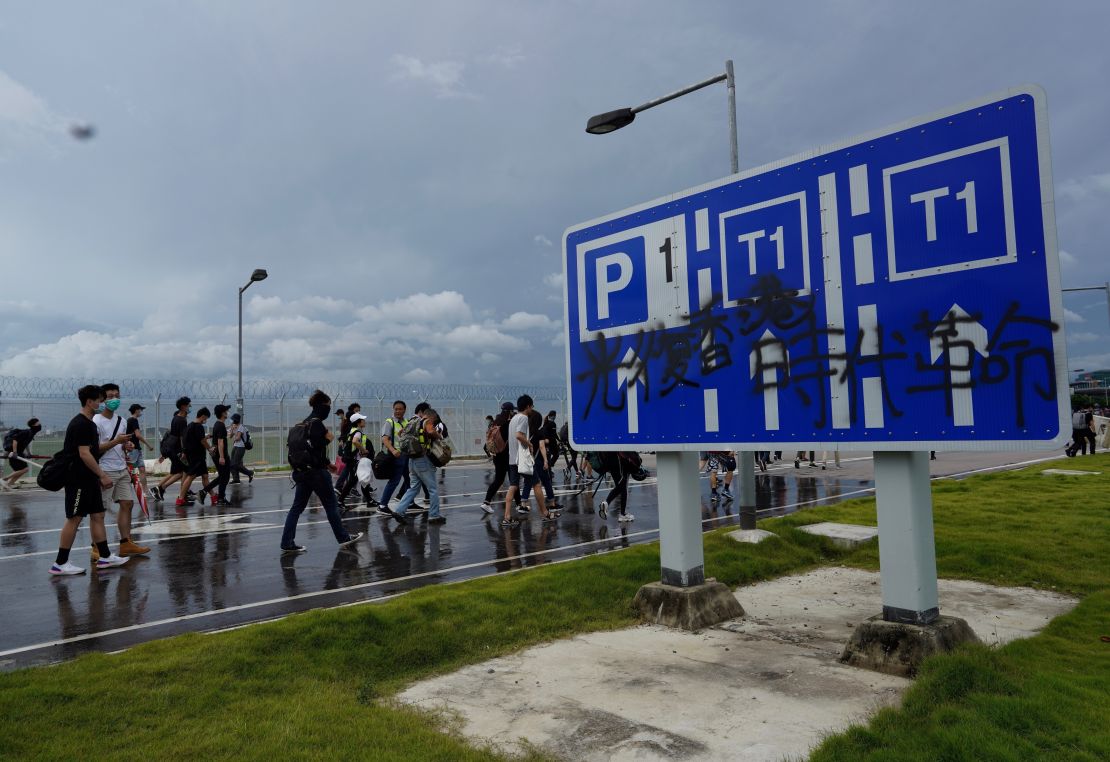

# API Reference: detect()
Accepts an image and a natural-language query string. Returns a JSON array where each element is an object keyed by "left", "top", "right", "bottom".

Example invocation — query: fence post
[
  {"left": 459, "top": 392, "right": 468, "bottom": 457},
  {"left": 278, "top": 393, "right": 286, "bottom": 466}
]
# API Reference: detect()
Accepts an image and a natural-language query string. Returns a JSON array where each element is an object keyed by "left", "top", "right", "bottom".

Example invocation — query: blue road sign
[{"left": 563, "top": 86, "right": 1068, "bottom": 451}]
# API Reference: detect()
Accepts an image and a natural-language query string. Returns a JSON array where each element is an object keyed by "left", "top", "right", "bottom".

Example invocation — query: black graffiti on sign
[{"left": 576, "top": 274, "right": 1060, "bottom": 428}]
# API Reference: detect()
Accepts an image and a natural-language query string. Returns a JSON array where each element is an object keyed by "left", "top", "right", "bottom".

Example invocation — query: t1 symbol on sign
[
  {"left": 719, "top": 192, "right": 811, "bottom": 306},
  {"left": 884, "top": 138, "right": 1017, "bottom": 281},
  {"left": 575, "top": 215, "right": 690, "bottom": 342}
]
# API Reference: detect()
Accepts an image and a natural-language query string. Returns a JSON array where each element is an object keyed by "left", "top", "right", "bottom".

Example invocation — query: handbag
[
  {"left": 518, "top": 442, "right": 535, "bottom": 476},
  {"left": 371, "top": 449, "right": 394, "bottom": 480}
]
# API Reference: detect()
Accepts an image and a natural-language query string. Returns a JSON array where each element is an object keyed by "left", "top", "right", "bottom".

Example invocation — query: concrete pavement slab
[{"left": 398, "top": 567, "right": 1076, "bottom": 761}]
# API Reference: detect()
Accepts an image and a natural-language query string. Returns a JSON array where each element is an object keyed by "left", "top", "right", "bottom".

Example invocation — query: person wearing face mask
[
  {"left": 1, "top": 418, "right": 42, "bottom": 489},
  {"left": 279, "top": 389, "right": 363, "bottom": 553},
  {"left": 154, "top": 397, "right": 192, "bottom": 501},
  {"left": 125, "top": 404, "right": 154, "bottom": 501},
  {"left": 92, "top": 383, "right": 150, "bottom": 560}
]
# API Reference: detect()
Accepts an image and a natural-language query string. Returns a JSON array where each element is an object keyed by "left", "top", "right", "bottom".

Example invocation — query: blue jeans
[
  {"left": 537, "top": 451, "right": 555, "bottom": 500},
  {"left": 380, "top": 453, "right": 410, "bottom": 506},
  {"left": 394, "top": 455, "right": 441, "bottom": 518},
  {"left": 281, "top": 468, "right": 351, "bottom": 547}
]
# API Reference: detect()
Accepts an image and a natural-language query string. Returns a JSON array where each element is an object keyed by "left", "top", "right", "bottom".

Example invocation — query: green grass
[{"left": 1, "top": 454, "right": 1107, "bottom": 760}]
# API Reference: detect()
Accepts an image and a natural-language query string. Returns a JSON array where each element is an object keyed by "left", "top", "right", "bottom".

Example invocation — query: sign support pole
[
  {"left": 873, "top": 451, "right": 939, "bottom": 623},
  {"left": 656, "top": 451, "right": 705, "bottom": 586}
]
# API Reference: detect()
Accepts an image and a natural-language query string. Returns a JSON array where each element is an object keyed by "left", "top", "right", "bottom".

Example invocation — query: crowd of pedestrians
[{"left": 7, "top": 382, "right": 1107, "bottom": 576}]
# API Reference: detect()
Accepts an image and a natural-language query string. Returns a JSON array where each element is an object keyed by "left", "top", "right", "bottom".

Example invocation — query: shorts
[
  {"left": 65, "top": 481, "right": 105, "bottom": 518},
  {"left": 186, "top": 456, "right": 209, "bottom": 478},
  {"left": 508, "top": 464, "right": 536, "bottom": 495},
  {"left": 102, "top": 470, "right": 136, "bottom": 504},
  {"left": 127, "top": 448, "right": 144, "bottom": 469},
  {"left": 7, "top": 455, "right": 28, "bottom": 471},
  {"left": 170, "top": 455, "right": 186, "bottom": 475}
]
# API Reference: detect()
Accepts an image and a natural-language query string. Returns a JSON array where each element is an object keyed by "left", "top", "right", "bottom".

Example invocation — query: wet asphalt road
[{"left": 0, "top": 450, "right": 1062, "bottom": 670}]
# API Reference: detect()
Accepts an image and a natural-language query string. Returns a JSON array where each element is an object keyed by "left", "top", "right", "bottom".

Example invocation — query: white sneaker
[
  {"left": 338, "top": 531, "right": 363, "bottom": 548},
  {"left": 49, "top": 562, "right": 86, "bottom": 576},
  {"left": 481, "top": 502, "right": 494, "bottom": 514},
  {"left": 618, "top": 513, "right": 635, "bottom": 523},
  {"left": 95, "top": 554, "right": 129, "bottom": 569},
  {"left": 598, "top": 500, "right": 608, "bottom": 519}
]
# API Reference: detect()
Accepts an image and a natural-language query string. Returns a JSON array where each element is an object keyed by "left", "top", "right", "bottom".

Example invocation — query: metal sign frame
[{"left": 563, "top": 85, "right": 1068, "bottom": 452}]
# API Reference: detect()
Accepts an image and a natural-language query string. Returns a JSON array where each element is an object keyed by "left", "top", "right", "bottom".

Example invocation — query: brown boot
[{"left": 119, "top": 539, "right": 151, "bottom": 557}]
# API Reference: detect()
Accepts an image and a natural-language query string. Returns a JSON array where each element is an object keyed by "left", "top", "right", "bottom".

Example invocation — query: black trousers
[
  {"left": 211, "top": 459, "right": 231, "bottom": 499},
  {"left": 484, "top": 450, "right": 510, "bottom": 503}
]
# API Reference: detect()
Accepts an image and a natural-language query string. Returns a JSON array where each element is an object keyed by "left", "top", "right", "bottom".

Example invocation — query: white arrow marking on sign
[
  {"left": 929, "top": 303, "right": 989, "bottom": 427},
  {"left": 749, "top": 329, "right": 788, "bottom": 430},
  {"left": 617, "top": 348, "right": 645, "bottom": 434}
]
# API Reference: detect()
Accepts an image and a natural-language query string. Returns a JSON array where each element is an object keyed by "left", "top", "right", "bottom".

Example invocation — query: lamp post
[
  {"left": 586, "top": 60, "right": 756, "bottom": 518},
  {"left": 237, "top": 268, "right": 269, "bottom": 419},
  {"left": 584, "top": 63, "right": 754, "bottom": 615}
]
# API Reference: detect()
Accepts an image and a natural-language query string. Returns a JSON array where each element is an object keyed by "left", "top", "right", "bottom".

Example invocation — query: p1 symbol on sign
[{"left": 575, "top": 215, "right": 691, "bottom": 342}]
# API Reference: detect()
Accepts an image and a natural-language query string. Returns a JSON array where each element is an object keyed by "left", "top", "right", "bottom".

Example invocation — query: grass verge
[{"left": 1, "top": 454, "right": 1107, "bottom": 760}]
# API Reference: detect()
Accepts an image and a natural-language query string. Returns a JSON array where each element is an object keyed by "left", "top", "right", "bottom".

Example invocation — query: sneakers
[
  {"left": 96, "top": 554, "right": 129, "bottom": 569},
  {"left": 338, "top": 532, "right": 364, "bottom": 548},
  {"left": 428, "top": 516, "right": 446, "bottom": 525},
  {"left": 281, "top": 544, "right": 307, "bottom": 554},
  {"left": 248, "top": 472, "right": 254, "bottom": 484},
  {"left": 720, "top": 488, "right": 733, "bottom": 500},
  {"left": 175, "top": 498, "right": 187, "bottom": 507},
  {"left": 710, "top": 490, "right": 718, "bottom": 503},
  {"left": 215, "top": 498, "right": 232, "bottom": 507},
  {"left": 49, "top": 562, "right": 86, "bottom": 576},
  {"left": 209, "top": 493, "right": 218, "bottom": 506},
  {"left": 481, "top": 501, "right": 494, "bottom": 514},
  {"left": 389, "top": 510, "right": 408, "bottom": 525},
  {"left": 515, "top": 505, "right": 531, "bottom": 515},
  {"left": 618, "top": 513, "right": 635, "bottom": 523},
  {"left": 377, "top": 504, "right": 393, "bottom": 515},
  {"left": 794, "top": 459, "right": 801, "bottom": 469},
  {"left": 598, "top": 500, "right": 608, "bottom": 519},
  {"left": 365, "top": 497, "right": 380, "bottom": 508},
  {"left": 119, "top": 539, "right": 151, "bottom": 557},
  {"left": 150, "top": 486, "right": 163, "bottom": 502}
]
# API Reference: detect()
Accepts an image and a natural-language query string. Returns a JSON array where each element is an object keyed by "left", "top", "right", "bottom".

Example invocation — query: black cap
[
  {"left": 129, "top": 404, "right": 145, "bottom": 414},
  {"left": 501, "top": 402, "right": 514, "bottom": 411},
  {"left": 231, "top": 413, "right": 241, "bottom": 423}
]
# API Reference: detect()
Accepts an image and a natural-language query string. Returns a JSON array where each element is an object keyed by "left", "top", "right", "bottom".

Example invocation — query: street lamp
[
  {"left": 238, "top": 268, "right": 269, "bottom": 419},
  {"left": 586, "top": 60, "right": 739, "bottom": 174}
]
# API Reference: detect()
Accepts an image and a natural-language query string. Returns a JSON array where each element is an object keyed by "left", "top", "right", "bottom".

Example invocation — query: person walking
[
  {"left": 390, "top": 407, "right": 447, "bottom": 524},
  {"left": 378, "top": 400, "right": 410, "bottom": 516},
  {"left": 502, "top": 395, "right": 559, "bottom": 527},
  {"left": 228, "top": 413, "right": 255, "bottom": 484},
  {"left": 207, "top": 405, "right": 233, "bottom": 505},
  {"left": 597, "top": 451, "right": 633, "bottom": 522},
  {"left": 49, "top": 385, "right": 129, "bottom": 575},
  {"left": 177, "top": 407, "right": 215, "bottom": 508},
  {"left": 338, "top": 412, "right": 374, "bottom": 505},
  {"left": 481, "top": 402, "right": 514, "bottom": 514},
  {"left": 280, "top": 390, "right": 363, "bottom": 553},
  {"left": 92, "top": 383, "right": 150, "bottom": 560},
  {"left": 124, "top": 404, "right": 154, "bottom": 500},
  {"left": 155, "top": 397, "right": 191, "bottom": 501}
]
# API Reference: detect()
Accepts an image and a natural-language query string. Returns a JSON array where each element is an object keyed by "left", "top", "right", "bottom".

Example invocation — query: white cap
[{"left": 349, "top": 412, "right": 367, "bottom": 424}]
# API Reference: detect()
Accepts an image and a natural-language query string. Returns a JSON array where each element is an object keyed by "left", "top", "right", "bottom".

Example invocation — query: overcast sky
[{"left": 1, "top": 1, "right": 1108, "bottom": 386}]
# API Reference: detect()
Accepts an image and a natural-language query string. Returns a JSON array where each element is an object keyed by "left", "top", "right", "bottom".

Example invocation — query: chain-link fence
[{"left": 0, "top": 376, "right": 568, "bottom": 467}]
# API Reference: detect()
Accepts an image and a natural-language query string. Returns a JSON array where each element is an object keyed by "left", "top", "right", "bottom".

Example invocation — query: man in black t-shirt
[
  {"left": 176, "top": 407, "right": 213, "bottom": 508},
  {"left": 481, "top": 402, "right": 516, "bottom": 513},
  {"left": 49, "top": 385, "right": 129, "bottom": 575},
  {"left": 202, "top": 405, "right": 232, "bottom": 505},
  {"left": 125, "top": 404, "right": 154, "bottom": 500},
  {"left": 155, "top": 396, "right": 192, "bottom": 501},
  {"left": 280, "top": 389, "right": 363, "bottom": 553}
]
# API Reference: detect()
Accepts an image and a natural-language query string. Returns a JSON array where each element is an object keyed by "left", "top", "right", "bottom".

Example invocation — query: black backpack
[
  {"left": 287, "top": 417, "right": 320, "bottom": 471},
  {"left": 3, "top": 428, "right": 23, "bottom": 453},
  {"left": 36, "top": 450, "right": 71, "bottom": 492}
]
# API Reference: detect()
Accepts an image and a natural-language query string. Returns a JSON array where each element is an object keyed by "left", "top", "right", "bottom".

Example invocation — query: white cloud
[
  {"left": 543, "top": 272, "right": 564, "bottom": 289},
  {"left": 1064, "top": 308, "right": 1085, "bottom": 324},
  {"left": 402, "top": 367, "right": 440, "bottom": 382},
  {"left": 1058, "top": 172, "right": 1110, "bottom": 202},
  {"left": 389, "top": 54, "right": 472, "bottom": 99},
  {"left": 501, "top": 311, "right": 552, "bottom": 331},
  {"left": 438, "top": 324, "right": 526, "bottom": 353},
  {"left": 534, "top": 234, "right": 553, "bottom": 247}
]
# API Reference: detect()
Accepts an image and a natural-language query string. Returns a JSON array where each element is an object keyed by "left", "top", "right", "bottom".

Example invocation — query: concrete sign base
[
  {"left": 840, "top": 613, "right": 980, "bottom": 678},
  {"left": 633, "top": 579, "right": 744, "bottom": 631}
]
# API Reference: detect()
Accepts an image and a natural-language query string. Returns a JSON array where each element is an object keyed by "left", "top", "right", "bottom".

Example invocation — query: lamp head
[
  {"left": 250, "top": 269, "right": 268, "bottom": 282},
  {"left": 586, "top": 107, "right": 635, "bottom": 134}
]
